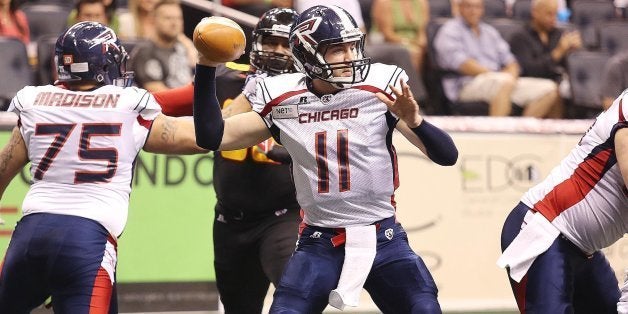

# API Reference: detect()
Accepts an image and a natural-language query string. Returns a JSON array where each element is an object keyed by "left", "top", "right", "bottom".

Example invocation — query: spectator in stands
[
  {"left": 600, "top": 51, "right": 628, "bottom": 109},
  {"left": 74, "top": 0, "right": 109, "bottom": 25},
  {"left": 0, "top": 0, "right": 30, "bottom": 45},
  {"left": 69, "top": 0, "right": 120, "bottom": 31},
  {"left": 434, "top": 0, "right": 562, "bottom": 117},
  {"left": 129, "top": 0, "right": 194, "bottom": 92},
  {"left": 371, "top": 0, "right": 429, "bottom": 73},
  {"left": 509, "top": 0, "right": 580, "bottom": 108},
  {"left": 118, "top": 0, "right": 157, "bottom": 40}
]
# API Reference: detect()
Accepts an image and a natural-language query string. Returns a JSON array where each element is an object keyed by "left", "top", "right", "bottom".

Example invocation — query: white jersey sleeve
[
  {"left": 521, "top": 90, "right": 628, "bottom": 254},
  {"left": 11, "top": 84, "right": 161, "bottom": 237}
]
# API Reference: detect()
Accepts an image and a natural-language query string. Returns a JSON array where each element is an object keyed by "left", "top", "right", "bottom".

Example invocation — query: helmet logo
[
  {"left": 89, "top": 28, "right": 119, "bottom": 54},
  {"left": 293, "top": 17, "right": 321, "bottom": 47},
  {"left": 63, "top": 55, "right": 74, "bottom": 65}
]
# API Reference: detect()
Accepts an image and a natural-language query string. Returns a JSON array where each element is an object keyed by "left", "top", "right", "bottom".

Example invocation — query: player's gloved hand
[{"left": 252, "top": 139, "right": 291, "bottom": 164}]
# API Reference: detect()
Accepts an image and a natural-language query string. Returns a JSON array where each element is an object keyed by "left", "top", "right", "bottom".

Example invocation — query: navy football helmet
[
  {"left": 289, "top": 5, "right": 370, "bottom": 88},
  {"left": 55, "top": 21, "right": 132, "bottom": 86},
  {"left": 250, "top": 8, "right": 298, "bottom": 76}
]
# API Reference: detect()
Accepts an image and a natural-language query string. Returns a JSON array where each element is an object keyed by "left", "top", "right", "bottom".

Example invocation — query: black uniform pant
[{"left": 213, "top": 208, "right": 301, "bottom": 314}]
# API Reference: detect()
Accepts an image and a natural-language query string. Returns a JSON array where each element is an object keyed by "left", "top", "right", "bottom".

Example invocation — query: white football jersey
[
  {"left": 249, "top": 63, "right": 408, "bottom": 228},
  {"left": 521, "top": 91, "right": 628, "bottom": 254},
  {"left": 8, "top": 84, "right": 161, "bottom": 237}
]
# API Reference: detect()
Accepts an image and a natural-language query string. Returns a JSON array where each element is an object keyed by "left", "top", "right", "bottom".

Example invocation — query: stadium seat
[
  {"left": 36, "top": 34, "right": 58, "bottom": 85},
  {"left": 21, "top": 4, "right": 72, "bottom": 42},
  {"left": 598, "top": 21, "right": 628, "bottom": 56},
  {"left": 0, "top": 37, "right": 34, "bottom": 103},
  {"left": 429, "top": 0, "right": 453, "bottom": 18},
  {"left": 571, "top": 0, "right": 616, "bottom": 49},
  {"left": 566, "top": 51, "right": 610, "bottom": 117},
  {"left": 483, "top": 0, "right": 507, "bottom": 18},
  {"left": 488, "top": 18, "right": 525, "bottom": 43},
  {"left": 511, "top": 0, "right": 531, "bottom": 21}
]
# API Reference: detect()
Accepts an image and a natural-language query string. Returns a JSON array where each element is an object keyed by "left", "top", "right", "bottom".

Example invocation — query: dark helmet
[
  {"left": 250, "top": 8, "right": 299, "bottom": 76},
  {"left": 289, "top": 5, "right": 370, "bottom": 88},
  {"left": 55, "top": 21, "right": 132, "bottom": 86}
]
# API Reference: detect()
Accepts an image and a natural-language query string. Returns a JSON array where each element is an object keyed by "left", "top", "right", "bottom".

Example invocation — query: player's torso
[
  {"left": 213, "top": 67, "right": 299, "bottom": 215},
  {"left": 522, "top": 98, "right": 628, "bottom": 253},
  {"left": 257, "top": 64, "right": 404, "bottom": 227},
  {"left": 12, "top": 84, "right": 156, "bottom": 236}
]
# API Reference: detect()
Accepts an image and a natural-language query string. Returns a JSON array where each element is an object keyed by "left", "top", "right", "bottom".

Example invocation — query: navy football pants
[
  {"left": 0, "top": 213, "right": 117, "bottom": 314},
  {"left": 270, "top": 216, "right": 441, "bottom": 314},
  {"left": 501, "top": 202, "right": 620, "bottom": 313}
]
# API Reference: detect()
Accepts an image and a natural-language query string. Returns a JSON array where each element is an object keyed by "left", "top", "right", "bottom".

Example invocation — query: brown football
[{"left": 193, "top": 16, "right": 246, "bottom": 63}]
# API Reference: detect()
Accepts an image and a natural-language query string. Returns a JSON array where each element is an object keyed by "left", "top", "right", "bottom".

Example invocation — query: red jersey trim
[
  {"left": 136, "top": 115, "right": 153, "bottom": 130},
  {"left": 533, "top": 147, "right": 613, "bottom": 220},
  {"left": 351, "top": 85, "right": 394, "bottom": 101}
]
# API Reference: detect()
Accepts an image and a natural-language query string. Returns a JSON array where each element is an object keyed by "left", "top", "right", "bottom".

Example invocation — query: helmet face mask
[
  {"left": 290, "top": 5, "right": 371, "bottom": 89},
  {"left": 55, "top": 21, "right": 133, "bottom": 87},
  {"left": 250, "top": 8, "right": 298, "bottom": 76}
]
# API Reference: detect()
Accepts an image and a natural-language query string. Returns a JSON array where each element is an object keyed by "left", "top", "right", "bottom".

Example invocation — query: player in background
[
  {"left": 193, "top": 5, "right": 457, "bottom": 313},
  {"left": 498, "top": 90, "right": 628, "bottom": 312},
  {"left": 0, "top": 21, "right": 209, "bottom": 313},
  {"left": 151, "top": 8, "right": 301, "bottom": 313}
]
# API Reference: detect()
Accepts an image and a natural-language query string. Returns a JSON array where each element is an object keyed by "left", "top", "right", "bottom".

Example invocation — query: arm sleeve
[
  {"left": 193, "top": 65, "right": 224, "bottom": 150},
  {"left": 153, "top": 83, "right": 194, "bottom": 117},
  {"left": 411, "top": 120, "right": 458, "bottom": 166}
]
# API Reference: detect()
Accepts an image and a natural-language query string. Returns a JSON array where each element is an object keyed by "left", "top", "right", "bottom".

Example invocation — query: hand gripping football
[{"left": 193, "top": 16, "right": 246, "bottom": 63}]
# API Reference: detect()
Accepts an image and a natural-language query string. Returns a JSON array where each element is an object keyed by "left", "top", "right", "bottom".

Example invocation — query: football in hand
[{"left": 193, "top": 16, "right": 246, "bottom": 63}]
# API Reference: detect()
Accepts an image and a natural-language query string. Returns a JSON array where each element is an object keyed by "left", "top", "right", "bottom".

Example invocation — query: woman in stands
[{"left": 0, "top": 0, "right": 30, "bottom": 45}]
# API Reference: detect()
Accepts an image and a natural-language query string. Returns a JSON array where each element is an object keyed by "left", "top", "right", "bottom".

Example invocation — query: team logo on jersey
[
  {"left": 321, "top": 94, "right": 333, "bottom": 104},
  {"left": 272, "top": 105, "right": 299, "bottom": 119},
  {"left": 384, "top": 228, "right": 394, "bottom": 240}
]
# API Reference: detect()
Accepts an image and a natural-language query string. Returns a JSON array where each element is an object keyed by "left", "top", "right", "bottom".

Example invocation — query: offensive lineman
[
  {"left": 193, "top": 5, "right": 458, "bottom": 313},
  {"left": 498, "top": 90, "right": 628, "bottom": 312},
  {"left": 0, "top": 22, "right": 208, "bottom": 313}
]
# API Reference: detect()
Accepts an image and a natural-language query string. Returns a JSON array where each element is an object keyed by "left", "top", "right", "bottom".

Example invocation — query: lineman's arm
[
  {"left": 616, "top": 127, "right": 628, "bottom": 189},
  {"left": 153, "top": 84, "right": 194, "bottom": 117},
  {"left": 0, "top": 127, "right": 29, "bottom": 200},
  {"left": 152, "top": 85, "right": 253, "bottom": 118},
  {"left": 222, "top": 93, "right": 252, "bottom": 118},
  {"left": 194, "top": 63, "right": 270, "bottom": 151},
  {"left": 143, "top": 114, "right": 209, "bottom": 154},
  {"left": 377, "top": 80, "right": 458, "bottom": 166}
]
